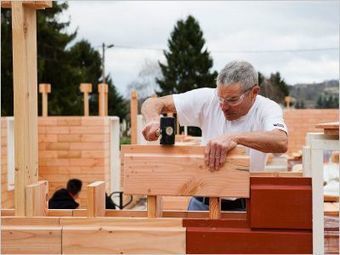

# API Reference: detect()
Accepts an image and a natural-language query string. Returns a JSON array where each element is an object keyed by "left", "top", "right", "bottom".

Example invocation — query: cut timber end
[
  {"left": 98, "top": 83, "right": 108, "bottom": 93},
  {"left": 80, "top": 83, "right": 92, "bottom": 93},
  {"left": 39, "top": 83, "right": 51, "bottom": 93}
]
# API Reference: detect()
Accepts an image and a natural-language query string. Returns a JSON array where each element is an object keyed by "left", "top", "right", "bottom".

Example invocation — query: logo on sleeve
[{"left": 273, "top": 123, "right": 284, "bottom": 128}]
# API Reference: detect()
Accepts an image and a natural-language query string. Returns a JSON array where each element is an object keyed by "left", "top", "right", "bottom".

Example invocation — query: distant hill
[{"left": 288, "top": 80, "right": 339, "bottom": 108}]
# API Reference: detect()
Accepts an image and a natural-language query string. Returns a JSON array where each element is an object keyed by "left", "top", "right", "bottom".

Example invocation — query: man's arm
[
  {"left": 205, "top": 129, "right": 288, "bottom": 171},
  {"left": 141, "top": 95, "right": 176, "bottom": 141}
]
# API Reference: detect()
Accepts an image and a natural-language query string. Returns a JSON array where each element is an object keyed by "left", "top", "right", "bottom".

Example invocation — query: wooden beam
[
  {"left": 121, "top": 144, "right": 246, "bottom": 156},
  {"left": 123, "top": 151, "right": 249, "bottom": 197},
  {"left": 87, "top": 181, "right": 105, "bottom": 217},
  {"left": 130, "top": 89, "right": 138, "bottom": 144},
  {"left": 1, "top": 226, "right": 62, "bottom": 254},
  {"left": 39, "top": 83, "right": 51, "bottom": 116},
  {"left": 12, "top": 1, "right": 39, "bottom": 216},
  {"left": 1, "top": 1, "right": 52, "bottom": 9},
  {"left": 25, "top": 180, "right": 48, "bottom": 216},
  {"left": 209, "top": 197, "right": 220, "bottom": 219},
  {"left": 79, "top": 83, "right": 92, "bottom": 116},
  {"left": 147, "top": 195, "right": 162, "bottom": 218},
  {"left": 98, "top": 83, "right": 108, "bottom": 116},
  {"left": 60, "top": 217, "right": 183, "bottom": 227},
  {"left": 1, "top": 216, "right": 60, "bottom": 226},
  {"left": 249, "top": 177, "right": 312, "bottom": 230},
  {"left": 62, "top": 226, "right": 186, "bottom": 254}
]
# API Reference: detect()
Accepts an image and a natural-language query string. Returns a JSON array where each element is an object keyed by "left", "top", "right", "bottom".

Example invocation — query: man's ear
[{"left": 253, "top": 85, "right": 260, "bottom": 95}]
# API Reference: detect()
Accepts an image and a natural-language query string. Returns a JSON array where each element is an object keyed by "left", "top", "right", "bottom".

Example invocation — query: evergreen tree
[
  {"left": 156, "top": 15, "right": 217, "bottom": 95},
  {"left": 1, "top": 2, "right": 127, "bottom": 119}
]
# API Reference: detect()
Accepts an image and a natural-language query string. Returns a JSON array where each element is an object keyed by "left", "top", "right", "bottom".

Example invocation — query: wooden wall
[
  {"left": 38, "top": 117, "right": 112, "bottom": 208},
  {"left": 284, "top": 109, "right": 338, "bottom": 154}
]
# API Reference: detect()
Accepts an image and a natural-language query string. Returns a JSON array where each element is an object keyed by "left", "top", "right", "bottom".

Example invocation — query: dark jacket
[{"left": 48, "top": 188, "right": 79, "bottom": 209}]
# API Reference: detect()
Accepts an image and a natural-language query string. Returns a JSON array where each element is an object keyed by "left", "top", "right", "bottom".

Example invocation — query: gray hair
[{"left": 216, "top": 60, "right": 258, "bottom": 90}]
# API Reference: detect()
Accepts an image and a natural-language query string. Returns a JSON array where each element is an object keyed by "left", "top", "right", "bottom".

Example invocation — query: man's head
[
  {"left": 216, "top": 60, "right": 260, "bottom": 121},
  {"left": 66, "top": 179, "right": 82, "bottom": 199}
]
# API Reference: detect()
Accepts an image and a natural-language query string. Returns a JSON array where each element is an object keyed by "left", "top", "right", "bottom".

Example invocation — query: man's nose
[{"left": 220, "top": 102, "right": 229, "bottom": 111}]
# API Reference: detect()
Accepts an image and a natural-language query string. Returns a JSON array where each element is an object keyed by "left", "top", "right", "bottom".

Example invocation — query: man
[
  {"left": 48, "top": 178, "right": 82, "bottom": 209},
  {"left": 141, "top": 60, "right": 288, "bottom": 210}
]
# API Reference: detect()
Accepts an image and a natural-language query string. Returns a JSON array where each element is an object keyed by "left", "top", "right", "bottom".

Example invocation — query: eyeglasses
[{"left": 216, "top": 86, "right": 255, "bottom": 106}]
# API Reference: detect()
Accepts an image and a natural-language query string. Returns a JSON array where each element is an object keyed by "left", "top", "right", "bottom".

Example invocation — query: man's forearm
[
  {"left": 234, "top": 129, "right": 288, "bottom": 153},
  {"left": 141, "top": 98, "right": 163, "bottom": 123}
]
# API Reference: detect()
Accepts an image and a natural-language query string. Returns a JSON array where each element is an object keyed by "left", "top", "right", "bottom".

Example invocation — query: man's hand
[
  {"left": 142, "top": 120, "right": 161, "bottom": 141},
  {"left": 204, "top": 134, "right": 238, "bottom": 171}
]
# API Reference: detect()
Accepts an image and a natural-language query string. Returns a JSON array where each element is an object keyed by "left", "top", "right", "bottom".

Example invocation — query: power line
[{"left": 110, "top": 45, "right": 338, "bottom": 54}]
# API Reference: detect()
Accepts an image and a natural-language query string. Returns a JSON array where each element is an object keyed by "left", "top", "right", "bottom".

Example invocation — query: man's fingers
[
  {"left": 214, "top": 145, "right": 222, "bottom": 170},
  {"left": 209, "top": 143, "right": 216, "bottom": 169},
  {"left": 220, "top": 147, "right": 227, "bottom": 166}
]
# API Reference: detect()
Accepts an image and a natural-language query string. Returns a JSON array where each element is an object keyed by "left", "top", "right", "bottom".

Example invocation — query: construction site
[{"left": 1, "top": 1, "right": 339, "bottom": 254}]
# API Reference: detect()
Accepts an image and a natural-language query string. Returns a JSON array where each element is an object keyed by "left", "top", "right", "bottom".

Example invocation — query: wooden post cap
[
  {"left": 80, "top": 83, "right": 92, "bottom": 93},
  {"left": 131, "top": 89, "right": 138, "bottom": 99},
  {"left": 98, "top": 83, "right": 108, "bottom": 93},
  {"left": 39, "top": 83, "right": 51, "bottom": 93}
]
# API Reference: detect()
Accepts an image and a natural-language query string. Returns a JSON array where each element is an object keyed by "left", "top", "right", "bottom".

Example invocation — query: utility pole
[{"left": 101, "top": 43, "right": 114, "bottom": 84}]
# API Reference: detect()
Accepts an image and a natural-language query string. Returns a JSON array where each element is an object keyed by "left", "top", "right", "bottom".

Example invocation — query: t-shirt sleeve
[
  {"left": 262, "top": 101, "right": 288, "bottom": 134},
  {"left": 173, "top": 88, "right": 213, "bottom": 127}
]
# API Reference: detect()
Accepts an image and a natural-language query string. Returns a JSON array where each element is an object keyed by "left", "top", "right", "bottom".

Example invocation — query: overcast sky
[{"left": 60, "top": 1, "right": 339, "bottom": 96}]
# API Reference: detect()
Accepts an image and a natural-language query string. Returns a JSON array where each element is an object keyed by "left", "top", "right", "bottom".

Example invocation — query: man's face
[{"left": 216, "top": 82, "right": 258, "bottom": 121}]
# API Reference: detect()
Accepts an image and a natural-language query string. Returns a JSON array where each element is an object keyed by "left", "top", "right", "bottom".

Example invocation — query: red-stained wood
[
  {"left": 186, "top": 227, "right": 312, "bottom": 254},
  {"left": 249, "top": 177, "right": 312, "bottom": 230},
  {"left": 183, "top": 218, "right": 249, "bottom": 228}
]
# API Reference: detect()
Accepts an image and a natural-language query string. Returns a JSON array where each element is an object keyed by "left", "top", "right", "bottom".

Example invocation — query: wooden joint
[{"left": 80, "top": 83, "right": 92, "bottom": 93}]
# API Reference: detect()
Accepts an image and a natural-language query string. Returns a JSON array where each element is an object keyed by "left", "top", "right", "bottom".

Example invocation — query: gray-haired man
[{"left": 141, "top": 60, "right": 288, "bottom": 210}]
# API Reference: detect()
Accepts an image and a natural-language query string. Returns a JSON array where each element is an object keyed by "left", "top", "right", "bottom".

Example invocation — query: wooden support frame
[
  {"left": 1, "top": 1, "right": 52, "bottom": 9},
  {"left": 303, "top": 131, "right": 340, "bottom": 254},
  {"left": 130, "top": 89, "right": 138, "bottom": 144},
  {"left": 98, "top": 83, "right": 108, "bottom": 116},
  {"left": 12, "top": 1, "right": 40, "bottom": 216},
  {"left": 80, "top": 83, "right": 92, "bottom": 116},
  {"left": 39, "top": 83, "right": 51, "bottom": 116}
]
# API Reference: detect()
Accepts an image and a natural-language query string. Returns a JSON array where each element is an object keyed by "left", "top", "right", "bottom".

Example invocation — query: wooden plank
[
  {"left": 12, "top": 2, "right": 39, "bottom": 215},
  {"left": 39, "top": 83, "right": 51, "bottom": 116},
  {"left": 162, "top": 196, "right": 190, "bottom": 210},
  {"left": 124, "top": 153, "right": 249, "bottom": 197},
  {"left": 62, "top": 226, "right": 186, "bottom": 254},
  {"left": 249, "top": 177, "right": 312, "bottom": 230},
  {"left": 183, "top": 218, "right": 249, "bottom": 228},
  {"left": 87, "top": 181, "right": 105, "bottom": 217},
  {"left": 1, "top": 226, "right": 62, "bottom": 254},
  {"left": 1, "top": 216, "right": 60, "bottom": 226},
  {"left": 25, "top": 180, "right": 48, "bottom": 216},
  {"left": 186, "top": 227, "right": 312, "bottom": 254},
  {"left": 121, "top": 144, "right": 246, "bottom": 156},
  {"left": 250, "top": 171, "right": 303, "bottom": 177},
  {"left": 324, "top": 194, "right": 340, "bottom": 202},
  {"left": 1, "top": 209, "right": 15, "bottom": 216},
  {"left": 209, "top": 197, "right": 220, "bottom": 219},
  {"left": 315, "top": 122, "right": 339, "bottom": 136},
  {"left": 48, "top": 209, "right": 73, "bottom": 216},
  {"left": 147, "top": 195, "right": 162, "bottom": 218},
  {"left": 130, "top": 90, "right": 138, "bottom": 144},
  {"left": 60, "top": 217, "right": 182, "bottom": 227}
]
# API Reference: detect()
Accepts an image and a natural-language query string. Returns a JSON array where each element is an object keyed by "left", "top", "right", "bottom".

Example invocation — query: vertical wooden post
[
  {"left": 25, "top": 180, "right": 48, "bottom": 216},
  {"left": 98, "top": 83, "right": 108, "bottom": 116},
  {"left": 39, "top": 83, "right": 51, "bottom": 116},
  {"left": 12, "top": 2, "right": 39, "bottom": 216},
  {"left": 147, "top": 195, "right": 162, "bottom": 218},
  {"left": 209, "top": 197, "right": 221, "bottom": 219},
  {"left": 87, "top": 181, "right": 105, "bottom": 217},
  {"left": 130, "top": 90, "right": 138, "bottom": 144},
  {"left": 80, "top": 83, "right": 92, "bottom": 116},
  {"left": 284, "top": 96, "right": 291, "bottom": 109}
]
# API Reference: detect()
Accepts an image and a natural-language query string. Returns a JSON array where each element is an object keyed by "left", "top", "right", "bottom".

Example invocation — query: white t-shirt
[{"left": 173, "top": 88, "right": 288, "bottom": 171}]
